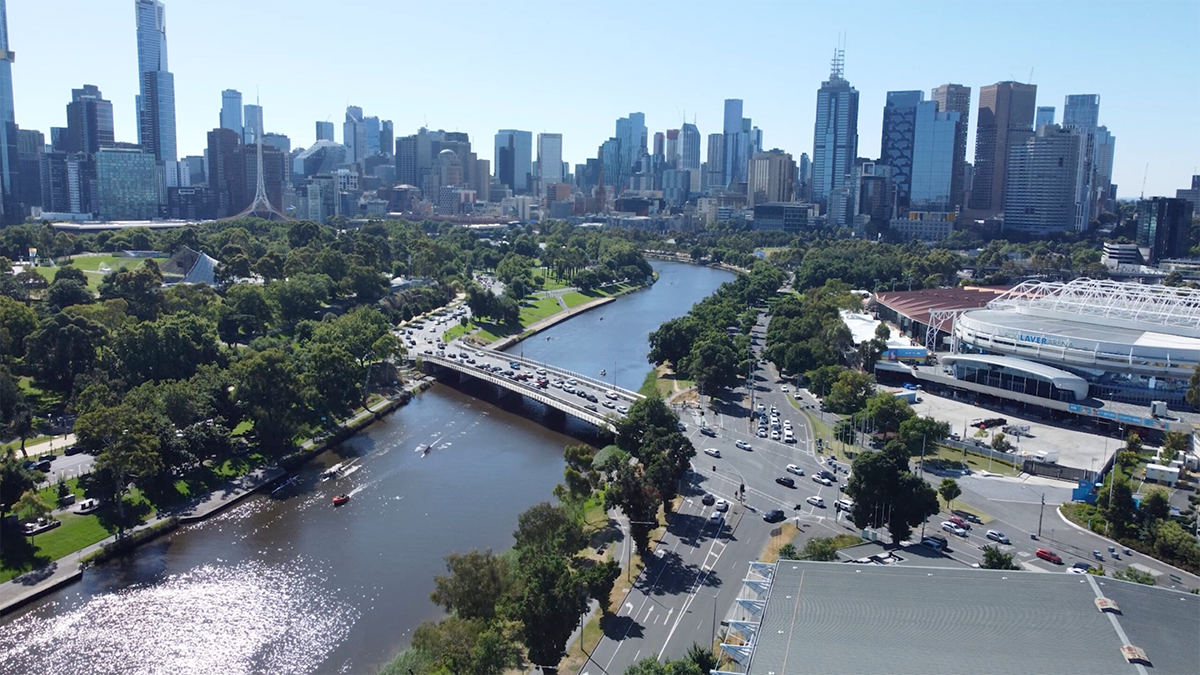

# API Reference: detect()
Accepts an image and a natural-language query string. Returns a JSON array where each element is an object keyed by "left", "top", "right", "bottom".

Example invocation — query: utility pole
[{"left": 1037, "top": 493, "right": 1045, "bottom": 537}]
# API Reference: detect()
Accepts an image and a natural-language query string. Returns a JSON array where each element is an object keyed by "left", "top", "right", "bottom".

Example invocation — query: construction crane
[{"left": 1141, "top": 163, "right": 1149, "bottom": 199}]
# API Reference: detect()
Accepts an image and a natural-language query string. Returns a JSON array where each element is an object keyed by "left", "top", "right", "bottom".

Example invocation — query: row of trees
[{"left": 648, "top": 262, "right": 785, "bottom": 394}]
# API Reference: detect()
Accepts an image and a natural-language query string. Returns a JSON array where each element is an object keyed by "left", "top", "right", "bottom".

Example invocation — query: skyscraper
[
  {"left": 680, "top": 122, "right": 701, "bottom": 192},
  {"left": 705, "top": 133, "right": 725, "bottom": 192},
  {"left": 722, "top": 99, "right": 744, "bottom": 187},
  {"left": 380, "top": 121, "right": 393, "bottom": 158},
  {"left": 343, "top": 105, "right": 366, "bottom": 164},
  {"left": 134, "top": 0, "right": 176, "bottom": 161},
  {"left": 94, "top": 147, "right": 159, "bottom": 220},
  {"left": 0, "top": 0, "right": 19, "bottom": 223},
  {"left": 1063, "top": 94, "right": 1100, "bottom": 230},
  {"left": 664, "top": 129, "right": 679, "bottom": 168},
  {"left": 1002, "top": 124, "right": 1079, "bottom": 234},
  {"left": 1035, "top": 106, "right": 1055, "bottom": 128},
  {"left": 1137, "top": 197, "right": 1194, "bottom": 264},
  {"left": 880, "top": 90, "right": 923, "bottom": 213},
  {"left": 614, "top": 113, "right": 645, "bottom": 191},
  {"left": 315, "top": 120, "right": 334, "bottom": 142},
  {"left": 494, "top": 129, "right": 532, "bottom": 193},
  {"left": 65, "top": 85, "right": 114, "bottom": 156},
  {"left": 747, "top": 150, "right": 796, "bottom": 206},
  {"left": 908, "top": 102, "right": 960, "bottom": 213},
  {"left": 207, "top": 127, "right": 244, "bottom": 218},
  {"left": 243, "top": 103, "right": 263, "bottom": 145},
  {"left": 969, "top": 81, "right": 1036, "bottom": 215},
  {"left": 537, "top": 133, "right": 563, "bottom": 197},
  {"left": 221, "top": 89, "right": 242, "bottom": 137},
  {"left": 930, "top": 83, "right": 971, "bottom": 211},
  {"left": 810, "top": 50, "right": 859, "bottom": 210},
  {"left": 1094, "top": 126, "right": 1116, "bottom": 212}
]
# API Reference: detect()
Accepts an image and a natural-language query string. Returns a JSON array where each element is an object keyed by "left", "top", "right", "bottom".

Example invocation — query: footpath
[{"left": 0, "top": 376, "right": 435, "bottom": 617}]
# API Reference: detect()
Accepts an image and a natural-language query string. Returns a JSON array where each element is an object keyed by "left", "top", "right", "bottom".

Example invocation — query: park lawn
[
  {"left": 561, "top": 291, "right": 593, "bottom": 309},
  {"left": 519, "top": 296, "right": 564, "bottom": 325},
  {"left": 2, "top": 435, "right": 53, "bottom": 455},
  {"left": 529, "top": 266, "right": 571, "bottom": 291},
  {"left": 18, "top": 376, "right": 63, "bottom": 410},
  {"left": 928, "top": 444, "right": 1020, "bottom": 477},
  {"left": 231, "top": 420, "right": 254, "bottom": 436},
  {"left": 0, "top": 512, "right": 112, "bottom": 583},
  {"left": 37, "top": 476, "right": 85, "bottom": 507},
  {"left": 35, "top": 255, "right": 169, "bottom": 288}
]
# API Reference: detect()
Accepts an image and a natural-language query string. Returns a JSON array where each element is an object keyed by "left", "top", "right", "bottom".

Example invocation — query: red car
[
  {"left": 1035, "top": 548, "right": 1062, "bottom": 564},
  {"left": 949, "top": 516, "right": 971, "bottom": 530}
]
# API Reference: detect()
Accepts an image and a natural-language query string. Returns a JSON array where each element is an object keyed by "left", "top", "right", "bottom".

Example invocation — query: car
[
  {"left": 1036, "top": 549, "right": 1063, "bottom": 564},
  {"left": 704, "top": 447, "right": 721, "bottom": 458},
  {"left": 786, "top": 464, "right": 804, "bottom": 476},
  {"left": 921, "top": 536, "right": 945, "bottom": 551},
  {"left": 812, "top": 475, "right": 833, "bottom": 486},
  {"left": 576, "top": 389, "right": 588, "bottom": 398},
  {"left": 941, "top": 521, "right": 967, "bottom": 536},
  {"left": 584, "top": 404, "right": 598, "bottom": 411},
  {"left": 948, "top": 516, "right": 971, "bottom": 530},
  {"left": 510, "top": 362, "right": 521, "bottom": 370},
  {"left": 735, "top": 440, "right": 752, "bottom": 451},
  {"left": 676, "top": 422, "right": 686, "bottom": 431},
  {"left": 603, "top": 400, "right": 616, "bottom": 409},
  {"left": 770, "top": 431, "right": 781, "bottom": 441},
  {"left": 1069, "top": 562, "right": 1093, "bottom": 574},
  {"left": 606, "top": 391, "right": 620, "bottom": 400},
  {"left": 775, "top": 476, "right": 795, "bottom": 488},
  {"left": 587, "top": 394, "right": 598, "bottom": 403},
  {"left": 709, "top": 510, "right": 723, "bottom": 524},
  {"left": 835, "top": 498, "right": 854, "bottom": 512},
  {"left": 616, "top": 406, "right": 628, "bottom": 414},
  {"left": 784, "top": 433, "right": 796, "bottom": 444},
  {"left": 700, "top": 427, "right": 717, "bottom": 437},
  {"left": 36, "top": 459, "right": 52, "bottom": 472},
  {"left": 551, "top": 380, "right": 563, "bottom": 388},
  {"left": 757, "top": 428, "right": 768, "bottom": 438},
  {"left": 781, "top": 385, "right": 789, "bottom": 392},
  {"left": 806, "top": 495, "right": 825, "bottom": 508},
  {"left": 985, "top": 530, "right": 1010, "bottom": 544},
  {"left": 567, "top": 378, "right": 577, "bottom": 386},
  {"left": 783, "top": 420, "right": 792, "bottom": 430},
  {"left": 536, "top": 368, "right": 547, "bottom": 376},
  {"left": 563, "top": 385, "right": 575, "bottom": 394},
  {"left": 714, "top": 499, "right": 729, "bottom": 512},
  {"left": 763, "top": 509, "right": 785, "bottom": 523},
  {"left": 702, "top": 493, "right": 716, "bottom": 506}
]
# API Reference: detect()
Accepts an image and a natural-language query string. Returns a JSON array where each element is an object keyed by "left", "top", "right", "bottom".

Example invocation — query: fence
[{"left": 1022, "top": 459, "right": 1096, "bottom": 483}]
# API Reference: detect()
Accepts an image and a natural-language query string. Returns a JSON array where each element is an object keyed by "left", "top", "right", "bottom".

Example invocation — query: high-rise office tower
[
  {"left": 221, "top": 89, "right": 242, "bottom": 136},
  {"left": 705, "top": 133, "right": 725, "bottom": 192},
  {"left": 134, "top": 0, "right": 176, "bottom": 161},
  {"left": 364, "top": 116, "right": 380, "bottom": 156},
  {"left": 1063, "top": 94, "right": 1100, "bottom": 230},
  {"left": 747, "top": 150, "right": 796, "bottom": 206},
  {"left": 343, "top": 106, "right": 366, "bottom": 164},
  {"left": 1035, "top": 106, "right": 1055, "bottom": 128},
  {"left": 243, "top": 103, "right": 263, "bottom": 145},
  {"left": 652, "top": 131, "right": 664, "bottom": 159},
  {"left": 880, "top": 90, "right": 923, "bottom": 213},
  {"left": 908, "top": 102, "right": 960, "bottom": 214},
  {"left": 930, "top": 83, "right": 971, "bottom": 211},
  {"left": 722, "top": 99, "right": 743, "bottom": 187},
  {"left": 811, "top": 50, "right": 859, "bottom": 210},
  {"left": 94, "top": 147, "right": 159, "bottom": 220},
  {"left": 207, "top": 127, "right": 245, "bottom": 218},
  {"left": 664, "top": 129, "right": 679, "bottom": 168},
  {"left": 65, "top": 85, "right": 114, "bottom": 155},
  {"left": 0, "top": 0, "right": 18, "bottom": 223},
  {"left": 1137, "top": 197, "right": 1195, "bottom": 264},
  {"left": 17, "top": 129, "right": 41, "bottom": 212},
  {"left": 1176, "top": 176, "right": 1200, "bottom": 214},
  {"left": 1094, "top": 126, "right": 1116, "bottom": 212},
  {"left": 380, "top": 121, "right": 393, "bottom": 158},
  {"left": 614, "top": 113, "right": 645, "bottom": 191},
  {"left": 494, "top": 129, "right": 532, "bottom": 194},
  {"left": 680, "top": 122, "right": 701, "bottom": 192},
  {"left": 1002, "top": 124, "right": 1079, "bottom": 234},
  {"left": 969, "top": 81, "right": 1036, "bottom": 215},
  {"left": 537, "top": 133, "right": 563, "bottom": 197},
  {"left": 798, "top": 152, "right": 811, "bottom": 201},
  {"left": 316, "top": 120, "right": 334, "bottom": 142}
]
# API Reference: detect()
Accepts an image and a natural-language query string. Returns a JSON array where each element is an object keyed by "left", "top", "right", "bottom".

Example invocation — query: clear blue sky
[{"left": 9, "top": 0, "right": 1199, "bottom": 197}]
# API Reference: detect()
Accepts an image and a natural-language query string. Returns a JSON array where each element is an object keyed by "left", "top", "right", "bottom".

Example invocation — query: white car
[
  {"left": 786, "top": 464, "right": 804, "bottom": 476},
  {"left": 783, "top": 420, "right": 792, "bottom": 430},
  {"left": 806, "top": 495, "right": 825, "bottom": 508},
  {"left": 567, "top": 378, "right": 578, "bottom": 386},
  {"left": 715, "top": 499, "right": 729, "bottom": 512},
  {"left": 735, "top": 440, "right": 752, "bottom": 450},
  {"left": 602, "top": 400, "right": 616, "bottom": 409},
  {"left": 812, "top": 475, "right": 833, "bottom": 486},
  {"left": 941, "top": 522, "right": 967, "bottom": 537},
  {"left": 536, "top": 368, "right": 547, "bottom": 375},
  {"left": 770, "top": 431, "right": 781, "bottom": 441},
  {"left": 709, "top": 511, "right": 723, "bottom": 524},
  {"left": 704, "top": 447, "right": 721, "bottom": 458},
  {"left": 757, "top": 428, "right": 768, "bottom": 438},
  {"left": 551, "top": 380, "right": 563, "bottom": 388},
  {"left": 616, "top": 406, "right": 628, "bottom": 414},
  {"left": 606, "top": 391, "right": 619, "bottom": 400},
  {"left": 782, "top": 385, "right": 789, "bottom": 392}
]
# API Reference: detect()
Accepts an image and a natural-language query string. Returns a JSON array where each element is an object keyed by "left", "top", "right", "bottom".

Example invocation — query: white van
[{"left": 835, "top": 498, "right": 854, "bottom": 512}]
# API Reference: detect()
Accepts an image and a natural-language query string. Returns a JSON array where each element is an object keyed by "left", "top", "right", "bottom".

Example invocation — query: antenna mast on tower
[{"left": 232, "top": 93, "right": 290, "bottom": 221}]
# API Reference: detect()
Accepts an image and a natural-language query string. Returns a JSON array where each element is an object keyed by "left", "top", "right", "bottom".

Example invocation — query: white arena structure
[{"left": 950, "top": 278, "right": 1200, "bottom": 409}]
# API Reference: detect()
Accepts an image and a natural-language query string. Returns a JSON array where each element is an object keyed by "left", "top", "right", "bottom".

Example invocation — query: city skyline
[{"left": 4, "top": 0, "right": 1198, "bottom": 198}]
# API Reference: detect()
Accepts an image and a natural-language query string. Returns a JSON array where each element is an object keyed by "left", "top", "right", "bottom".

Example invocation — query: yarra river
[{"left": 0, "top": 261, "right": 734, "bottom": 675}]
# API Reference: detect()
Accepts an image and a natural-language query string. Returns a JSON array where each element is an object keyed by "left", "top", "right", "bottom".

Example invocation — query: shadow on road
[{"left": 600, "top": 613, "right": 645, "bottom": 641}]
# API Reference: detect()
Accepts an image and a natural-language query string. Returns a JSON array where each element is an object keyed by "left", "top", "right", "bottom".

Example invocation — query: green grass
[
  {"left": 231, "top": 420, "right": 254, "bottom": 436},
  {"left": 2, "top": 435, "right": 54, "bottom": 454},
  {"left": 532, "top": 267, "right": 571, "bottom": 291},
  {"left": 561, "top": 291, "right": 594, "bottom": 308},
  {"left": 37, "top": 476, "right": 85, "bottom": 507},
  {"left": 17, "top": 376, "right": 63, "bottom": 410},
  {"left": 34, "top": 254, "right": 168, "bottom": 288},
  {"left": 0, "top": 512, "right": 112, "bottom": 582},
  {"left": 519, "top": 296, "right": 564, "bottom": 324},
  {"left": 639, "top": 370, "right": 660, "bottom": 397},
  {"left": 928, "top": 444, "right": 1020, "bottom": 477}
]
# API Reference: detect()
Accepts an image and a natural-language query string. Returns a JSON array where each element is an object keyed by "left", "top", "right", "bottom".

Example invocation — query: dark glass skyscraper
[
  {"left": 65, "top": 85, "right": 115, "bottom": 155},
  {"left": 880, "top": 90, "right": 923, "bottom": 213},
  {"left": 0, "top": 0, "right": 20, "bottom": 224},
  {"left": 930, "top": 83, "right": 971, "bottom": 211},
  {"left": 135, "top": 0, "right": 176, "bottom": 161},
  {"left": 969, "top": 81, "right": 1036, "bottom": 215},
  {"left": 810, "top": 50, "right": 859, "bottom": 211}
]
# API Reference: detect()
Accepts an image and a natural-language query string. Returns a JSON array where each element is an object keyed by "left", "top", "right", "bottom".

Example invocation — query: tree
[
  {"left": 231, "top": 348, "right": 302, "bottom": 451},
  {"left": 299, "top": 343, "right": 362, "bottom": 422},
  {"left": 0, "top": 295, "right": 38, "bottom": 361},
  {"left": 512, "top": 551, "right": 590, "bottom": 668},
  {"left": 799, "top": 537, "right": 840, "bottom": 561},
  {"left": 311, "top": 306, "right": 392, "bottom": 367},
  {"left": 24, "top": 311, "right": 107, "bottom": 392},
  {"left": 604, "top": 462, "right": 659, "bottom": 556},
  {"left": 1113, "top": 567, "right": 1157, "bottom": 585},
  {"left": 991, "top": 432, "right": 1013, "bottom": 453},
  {"left": 1161, "top": 431, "right": 1189, "bottom": 465},
  {"left": 805, "top": 365, "right": 842, "bottom": 398},
  {"left": 1098, "top": 471, "right": 1138, "bottom": 538},
  {"left": 580, "top": 559, "right": 620, "bottom": 611},
  {"left": 938, "top": 478, "right": 961, "bottom": 511},
  {"left": 648, "top": 317, "right": 699, "bottom": 367},
  {"left": 777, "top": 543, "right": 799, "bottom": 560},
  {"left": 97, "top": 262, "right": 163, "bottom": 321},
  {"left": 859, "top": 392, "right": 914, "bottom": 434},
  {"left": 684, "top": 643, "right": 718, "bottom": 675},
  {"left": 513, "top": 502, "right": 585, "bottom": 557},
  {"left": 0, "top": 451, "right": 37, "bottom": 514},
  {"left": 980, "top": 545, "right": 1019, "bottom": 570},
  {"left": 824, "top": 369, "right": 874, "bottom": 414},
  {"left": 680, "top": 337, "right": 740, "bottom": 395},
  {"left": 1139, "top": 488, "right": 1171, "bottom": 529},
  {"left": 45, "top": 278, "right": 93, "bottom": 309},
  {"left": 53, "top": 265, "right": 88, "bottom": 284},
  {"left": 897, "top": 416, "right": 950, "bottom": 456},
  {"left": 429, "top": 549, "right": 511, "bottom": 622},
  {"left": 846, "top": 448, "right": 939, "bottom": 545},
  {"left": 13, "top": 489, "right": 51, "bottom": 535}
]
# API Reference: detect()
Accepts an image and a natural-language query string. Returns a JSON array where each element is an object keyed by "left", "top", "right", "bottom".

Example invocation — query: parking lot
[{"left": 910, "top": 390, "right": 1119, "bottom": 472}]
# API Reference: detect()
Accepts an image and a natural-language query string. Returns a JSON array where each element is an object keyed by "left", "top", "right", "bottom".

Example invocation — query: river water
[{"left": 0, "top": 261, "right": 733, "bottom": 675}]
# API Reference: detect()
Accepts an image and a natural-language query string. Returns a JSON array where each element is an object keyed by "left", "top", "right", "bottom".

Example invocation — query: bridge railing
[
  {"left": 498, "top": 352, "right": 644, "bottom": 402},
  {"left": 419, "top": 354, "right": 619, "bottom": 431}
]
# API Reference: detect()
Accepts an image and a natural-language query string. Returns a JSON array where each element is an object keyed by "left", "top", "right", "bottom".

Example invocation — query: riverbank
[
  {"left": 0, "top": 374, "right": 437, "bottom": 617},
  {"left": 489, "top": 295, "right": 616, "bottom": 351}
]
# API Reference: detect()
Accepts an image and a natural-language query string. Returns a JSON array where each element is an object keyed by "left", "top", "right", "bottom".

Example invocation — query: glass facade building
[
  {"left": 494, "top": 129, "right": 532, "bottom": 194},
  {"left": 909, "top": 101, "right": 960, "bottom": 213},
  {"left": 0, "top": 0, "right": 20, "bottom": 224},
  {"left": 880, "top": 91, "right": 923, "bottom": 213},
  {"left": 135, "top": 0, "right": 176, "bottom": 162},
  {"left": 810, "top": 51, "right": 859, "bottom": 210},
  {"left": 94, "top": 147, "right": 158, "bottom": 220}
]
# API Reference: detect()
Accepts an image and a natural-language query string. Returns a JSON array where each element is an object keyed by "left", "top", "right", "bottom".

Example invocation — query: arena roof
[
  {"left": 939, "top": 353, "right": 1089, "bottom": 399},
  {"left": 746, "top": 561, "right": 1198, "bottom": 675},
  {"left": 873, "top": 286, "right": 1011, "bottom": 327},
  {"left": 958, "top": 309, "right": 1200, "bottom": 351},
  {"left": 990, "top": 278, "right": 1200, "bottom": 337}
]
